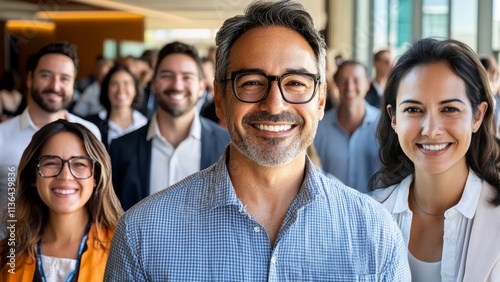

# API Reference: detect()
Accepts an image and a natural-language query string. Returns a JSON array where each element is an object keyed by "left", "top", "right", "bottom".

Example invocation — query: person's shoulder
[
  {"left": 368, "top": 185, "right": 399, "bottom": 203},
  {"left": 364, "top": 103, "right": 381, "bottom": 119},
  {"left": 317, "top": 174, "right": 392, "bottom": 219},
  {"left": 0, "top": 114, "right": 20, "bottom": 130},
  {"left": 122, "top": 166, "right": 216, "bottom": 223},
  {"left": 315, "top": 108, "right": 337, "bottom": 137},
  {"left": 200, "top": 117, "right": 226, "bottom": 131},
  {"left": 319, "top": 107, "right": 337, "bottom": 123},
  {"left": 83, "top": 114, "right": 103, "bottom": 126},
  {"left": 67, "top": 113, "right": 102, "bottom": 137},
  {"left": 111, "top": 122, "right": 149, "bottom": 145},
  {"left": 200, "top": 117, "right": 229, "bottom": 139}
]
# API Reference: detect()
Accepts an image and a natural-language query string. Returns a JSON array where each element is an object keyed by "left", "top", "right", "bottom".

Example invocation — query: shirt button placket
[{"left": 268, "top": 255, "right": 278, "bottom": 282}]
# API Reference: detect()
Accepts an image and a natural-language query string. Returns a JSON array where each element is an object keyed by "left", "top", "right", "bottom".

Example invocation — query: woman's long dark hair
[{"left": 369, "top": 38, "right": 500, "bottom": 206}]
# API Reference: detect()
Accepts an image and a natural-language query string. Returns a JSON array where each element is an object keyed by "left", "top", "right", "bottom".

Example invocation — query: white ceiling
[
  {"left": 71, "top": 0, "right": 258, "bottom": 29},
  {"left": 0, "top": 0, "right": 326, "bottom": 30}
]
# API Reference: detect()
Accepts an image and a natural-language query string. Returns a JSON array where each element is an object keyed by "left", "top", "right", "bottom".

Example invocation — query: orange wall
[
  {"left": 4, "top": 15, "right": 144, "bottom": 85},
  {"left": 0, "top": 21, "right": 5, "bottom": 76},
  {"left": 6, "top": 22, "right": 56, "bottom": 92},
  {"left": 53, "top": 16, "right": 144, "bottom": 78}
]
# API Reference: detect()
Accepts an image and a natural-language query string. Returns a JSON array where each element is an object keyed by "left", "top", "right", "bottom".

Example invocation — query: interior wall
[
  {"left": 53, "top": 16, "right": 144, "bottom": 79},
  {"left": 0, "top": 21, "right": 5, "bottom": 76},
  {"left": 3, "top": 14, "right": 144, "bottom": 90},
  {"left": 6, "top": 22, "right": 56, "bottom": 94}
]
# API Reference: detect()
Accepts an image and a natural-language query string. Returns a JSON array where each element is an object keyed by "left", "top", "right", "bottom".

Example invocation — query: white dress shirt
[
  {"left": 98, "top": 109, "right": 148, "bottom": 145},
  {"left": 147, "top": 111, "right": 201, "bottom": 195}
]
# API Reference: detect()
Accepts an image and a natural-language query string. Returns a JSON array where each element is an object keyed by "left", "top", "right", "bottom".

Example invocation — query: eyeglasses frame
[
  {"left": 37, "top": 155, "right": 96, "bottom": 179},
  {"left": 221, "top": 70, "right": 321, "bottom": 104}
]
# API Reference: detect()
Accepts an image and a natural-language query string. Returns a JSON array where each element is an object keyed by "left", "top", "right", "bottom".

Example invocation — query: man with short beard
[
  {"left": 0, "top": 42, "right": 101, "bottom": 239},
  {"left": 108, "top": 41, "right": 229, "bottom": 211},
  {"left": 105, "top": 1, "right": 410, "bottom": 281}
]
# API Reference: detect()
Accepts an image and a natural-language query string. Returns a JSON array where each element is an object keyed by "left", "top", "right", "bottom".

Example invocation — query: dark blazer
[
  {"left": 365, "top": 82, "right": 382, "bottom": 109},
  {"left": 84, "top": 114, "right": 110, "bottom": 148},
  {"left": 109, "top": 117, "right": 230, "bottom": 210}
]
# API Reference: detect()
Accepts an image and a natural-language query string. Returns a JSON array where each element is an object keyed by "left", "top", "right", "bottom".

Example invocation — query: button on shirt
[
  {"left": 314, "top": 102, "right": 381, "bottom": 193},
  {"left": 377, "top": 170, "right": 482, "bottom": 282},
  {"left": 104, "top": 150, "right": 411, "bottom": 281},
  {"left": 147, "top": 112, "right": 201, "bottom": 195}
]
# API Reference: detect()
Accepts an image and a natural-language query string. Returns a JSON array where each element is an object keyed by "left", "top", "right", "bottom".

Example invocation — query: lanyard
[{"left": 37, "top": 222, "right": 91, "bottom": 282}]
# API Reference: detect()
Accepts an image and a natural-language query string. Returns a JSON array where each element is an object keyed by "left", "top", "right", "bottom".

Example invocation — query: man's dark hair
[
  {"left": 154, "top": 41, "right": 204, "bottom": 80},
  {"left": 28, "top": 42, "right": 79, "bottom": 74}
]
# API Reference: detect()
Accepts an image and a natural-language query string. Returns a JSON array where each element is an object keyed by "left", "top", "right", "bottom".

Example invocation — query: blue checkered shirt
[{"left": 104, "top": 151, "right": 410, "bottom": 281}]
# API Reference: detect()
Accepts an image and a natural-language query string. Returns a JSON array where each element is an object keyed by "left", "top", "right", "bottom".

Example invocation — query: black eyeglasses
[
  {"left": 222, "top": 70, "right": 320, "bottom": 104},
  {"left": 37, "top": 155, "right": 95, "bottom": 179}
]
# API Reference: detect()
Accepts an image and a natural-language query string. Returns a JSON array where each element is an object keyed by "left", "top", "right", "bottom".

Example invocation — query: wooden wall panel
[{"left": 53, "top": 16, "right": 144, "bottom": 79}]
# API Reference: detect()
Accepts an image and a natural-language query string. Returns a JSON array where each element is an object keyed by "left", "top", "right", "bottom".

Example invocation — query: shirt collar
[
  {"left": 20, "top": 107, "right": 71, "bottom": 130},
  {"left": 391, "top": 169, "right": 482, "bottom": 219},
  {"left": 19, "top": 108, "right": 37, "bottom": 130},
  {"left": 205, "top": 148, "right": 321, "bottom": 211},
  {"left": 392, "top": 174, "right": 413, "bottom": 214},
  {"left": 146, "top": 110, "right": 202, "bottom": 142},
  {"left": 330, "top": 101, "right": 380, "bottom": 127},
  {"left": 455, "top": 169, "right": 482, "bottom": 219}
]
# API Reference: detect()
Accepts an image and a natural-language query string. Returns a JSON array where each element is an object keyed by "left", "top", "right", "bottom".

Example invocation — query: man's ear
[
  {"left": 214, "top": 81, "right": 225, "bottom": 121},
  {"left": 198, "top": 79, "right": 207, "bottom": 98},
  {"left": 317, "top": 83, "right": 327, "bottom": 121},
  {"left": 26, "top": 71, "right": 33, "bottom": 90}
]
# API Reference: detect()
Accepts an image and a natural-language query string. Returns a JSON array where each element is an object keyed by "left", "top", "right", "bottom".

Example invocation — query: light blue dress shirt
[
  {"left": 314, "top": 102, "right": 381, "bottom": 193},
  {"left": 104, "top": 150, "right": 410, "bottom": 281}
]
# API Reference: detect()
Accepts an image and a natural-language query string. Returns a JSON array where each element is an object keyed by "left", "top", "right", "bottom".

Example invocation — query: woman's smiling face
[{"left": 390, "top": 62, "right": 487, "bottom": 175}]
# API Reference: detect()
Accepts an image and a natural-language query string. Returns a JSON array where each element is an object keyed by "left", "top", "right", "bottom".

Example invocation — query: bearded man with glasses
[{"left": 105, "top": 1, "right": 410, "bottom": 281}]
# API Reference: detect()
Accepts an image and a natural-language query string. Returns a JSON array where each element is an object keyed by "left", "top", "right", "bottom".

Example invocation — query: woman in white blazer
[{"left": 369, "top": 38, "right": 500, "bottom": 282}]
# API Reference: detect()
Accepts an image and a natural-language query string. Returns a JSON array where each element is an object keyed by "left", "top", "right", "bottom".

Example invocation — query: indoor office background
[{"left": 0, "top": 0, "right": 499, "bottom": 81}]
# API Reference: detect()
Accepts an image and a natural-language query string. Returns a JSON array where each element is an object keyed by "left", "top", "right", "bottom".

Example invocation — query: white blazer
[{"left": 371, "top": 178, "right": 500, "bottom": 282}]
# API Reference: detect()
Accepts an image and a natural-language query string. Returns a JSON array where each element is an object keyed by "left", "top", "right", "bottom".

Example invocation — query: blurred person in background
[
  {"left": 365, "top": 49, "right": 394, "bottom": 109},
  {"left": 85, "top": 65, "right": 147, "bottom": 149},
  {"left": 200, "top": 56, "right": 222, "bottom": 125},
  {"left": 314, "top": 60, "right": 381, "bottom": 193},
  {"left": 0, "top": 70, "right": 24, "bottom": 122},
  {"left": 108, "top": 42, "right": 229, "bottom": 211},
  {"left": 72, "top": 57, "right": 113, "bottom": 117},
  {"left": 479, "top": 55, "right": 500, "bottom": 137}
]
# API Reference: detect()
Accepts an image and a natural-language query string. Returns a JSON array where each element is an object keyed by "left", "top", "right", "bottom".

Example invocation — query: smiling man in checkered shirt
[{"left": 104, "top": 1, "right": 410, "bottom": 281}]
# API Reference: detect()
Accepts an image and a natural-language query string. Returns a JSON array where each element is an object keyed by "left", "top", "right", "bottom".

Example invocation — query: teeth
[
  {"left": 422, "top": 144, "right": 447, "bottom": 151},
  {"left": 255, "top": 124, "right": 292, "bottom": 132},
  {"left": 52, "top": 189, "right": 76, "bottom": 195},
  {"left": 169, "top": 94, "right": 185, "bottom": 101}
]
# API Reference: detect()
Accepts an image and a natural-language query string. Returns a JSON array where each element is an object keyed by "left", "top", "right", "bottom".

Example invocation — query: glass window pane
[
  {"left": 494, "top": 0, "right": 500, "bottom": 51},
  {"left": 422, "top": 0, "right": 449, "bottom": 38},
  {"left": 451, "top": 0, "right": 477, "bottom": 51}
]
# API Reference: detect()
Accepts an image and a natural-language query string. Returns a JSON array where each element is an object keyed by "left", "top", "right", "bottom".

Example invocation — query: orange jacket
[{"left": 1, "top": 224, "right": 114, "bottom": 281}]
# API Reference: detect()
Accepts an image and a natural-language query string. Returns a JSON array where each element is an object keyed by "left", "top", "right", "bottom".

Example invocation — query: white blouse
[
  {"left": 378, "top": 170, "right": 482, "bottom": 282},
  {"left": 98, "top": 109, "right": 148, "bottom": 145},
  {"left": 408, "top": 252, "right": 441, "bottom": 282},
  {"left": 41, "top": 255, "right": 77, "bottom": 282}
]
